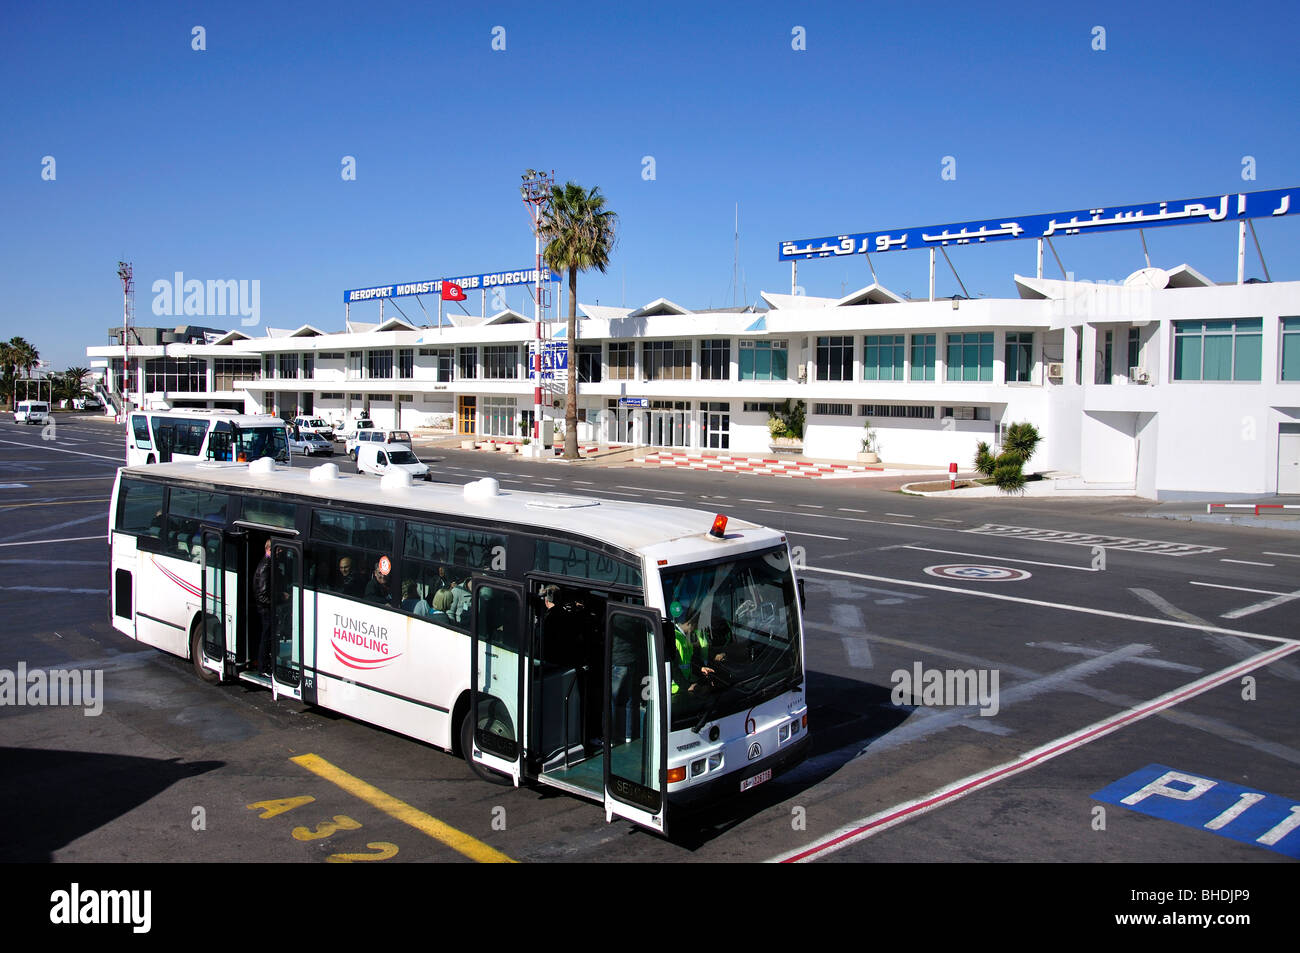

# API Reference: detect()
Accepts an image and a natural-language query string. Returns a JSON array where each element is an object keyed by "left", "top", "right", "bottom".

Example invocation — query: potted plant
[
  {"left": 857, "top": 419, "right": 880, "bottom": 464},
  {"left": 767, "top": 399, "right": 805, "bottom": 454}
]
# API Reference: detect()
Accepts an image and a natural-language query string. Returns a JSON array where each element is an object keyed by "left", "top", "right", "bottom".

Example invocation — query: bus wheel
[
  {"left": 190, "top": 620, "right": 220, "bottom": 685},
  {"left": 459, "top": 710, "right": 512, "bottom": 786}
]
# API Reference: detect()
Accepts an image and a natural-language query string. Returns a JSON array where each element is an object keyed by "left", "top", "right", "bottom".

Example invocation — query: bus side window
[{"left": 117, "top": 480, "right": 167, "bottom": 549}]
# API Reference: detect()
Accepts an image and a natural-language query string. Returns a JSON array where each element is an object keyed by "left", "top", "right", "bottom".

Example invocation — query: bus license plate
[{"left": 740, "top": 768, "right": 772, "bottom": 792}]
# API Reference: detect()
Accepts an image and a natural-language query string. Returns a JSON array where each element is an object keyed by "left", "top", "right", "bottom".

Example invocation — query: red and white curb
[
  {"left": 768, "top": 640, "right": 1300, "bottom": 863},
  {"left": 637, "top": 450, "right": 883, "bottom": 479}
]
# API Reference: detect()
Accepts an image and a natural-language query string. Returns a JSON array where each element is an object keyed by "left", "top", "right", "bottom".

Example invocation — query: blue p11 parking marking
[{"left": 1094, "top": 764, "right": 1300, "bottom": 858}]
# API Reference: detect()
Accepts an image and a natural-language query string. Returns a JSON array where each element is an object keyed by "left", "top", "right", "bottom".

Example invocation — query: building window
[
  {"left": 278, "top": 353, "right": 299, "bottom": 380},
  {"left": 1173, "top": 318, "right": 1262, "bottom": 381},
  {"left": 812, "top": 402, "right": 853, "bottom": 416},
  {"left": 941, "top": 406, "right": 992, "bottom": 421},
  {"left": 1283, "top": 318, "right": 1300, "bottom": 381},
  {"left": 863, "top": 335, "right": 905, "bottom": 381},
  {"left": 742, "top": 401, "right": 781, "bottom": 413},
  {"left": 608, "top": 342, "right": 634, "bottom": 380},
  {"left": 347, "top": 351, "right": 362, "bottom": 380},
  {"left": 860, "top": 404, "right": 935, "bottom": 419},
  {"left": 367, "top": 350, "right": 394, "bottom": 380},
  {"left": 264, "top": 355, "right": 275, "bottom": 379},
  {"left": 739, "top": 339, "right": 788, "bottom": 381},
  {"left": 144, "top": 357, "right": 207, "bottom": 393},
  {"left": 302, "top": 354, "right": 315, "bottom": 379},
  {"left": 945, "top": 332, "right": 994, "bottom": 381},
  {"left": 1127, "top": 327, "right": 1141, "bottom": 373},
  {"left": 815, "top": 336, "right": 853, "bottom": 381},
  {"left": 421, "top": 348, "right": 454, "bottom": 381},
  {"left": 643, "top": 340, "right": 691, "bottom": 380},
  {"left": 909, "top": 334, "right": 936, "bottom": 381},
  {"left": 1004, "top": 332, "right": 1034, "bottom": 383},
  {"left": 577, "top": 344, "right": 602, "bottom": 384},
  {"left": 458, "top": 347, "right": 478, "bottom": 379},
  {"left": 483, "top": 345, "right": 519, "bottom": 379},
  {"left": 398, "top": 348, "right": 414, "bottom": 379},
  {"left": 213, "top": 357, "right": 261, "bottom": 391},
  {"left": 700, "top": 339, "right": 730, "bottom": 381}
]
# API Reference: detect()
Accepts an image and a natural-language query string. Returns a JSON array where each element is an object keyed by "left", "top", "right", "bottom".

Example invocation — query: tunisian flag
[{"left": 441, "top": 281, "right": 467, "bottom": 301}]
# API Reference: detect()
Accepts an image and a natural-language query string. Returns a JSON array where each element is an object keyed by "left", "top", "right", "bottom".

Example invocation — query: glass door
[
  {"left": 469, "top": 579, "right": 526, "bottom": 785},
  {"left": 199, "top": 529, "right": 228, "bottom": 676},
  {"left": 270, "top": 540, "right": 303, "bottom": 700},
  {"left": 604, "top": 606, "right": 666, "bottom": 834}
]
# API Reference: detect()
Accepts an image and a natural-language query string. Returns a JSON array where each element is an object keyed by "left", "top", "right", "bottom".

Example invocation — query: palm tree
[
  {"left": 4, "top": 338, "right": 39, "bottom": 409},
  {"left": 62, "top": 367, "right": 91, "bottom": 403},
  {"left": 0, "top": 341, "right": 14, "bottom": 409},
  {"left": 537, "top": 181, "right": 618, "bottom": 459}
]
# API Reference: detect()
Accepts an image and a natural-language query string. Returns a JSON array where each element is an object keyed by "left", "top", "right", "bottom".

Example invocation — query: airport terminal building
[{"left": 87, "top": 265, "right": 1300, "bottom": 499}]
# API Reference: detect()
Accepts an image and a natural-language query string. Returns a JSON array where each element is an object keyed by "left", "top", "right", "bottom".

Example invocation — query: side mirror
[{"left": 797, "top": 577, "right": 806, "bottom": 612}]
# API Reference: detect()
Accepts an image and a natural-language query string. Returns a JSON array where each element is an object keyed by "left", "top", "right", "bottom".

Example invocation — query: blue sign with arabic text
[{"left": 778, "top": 186, "right": 1298, "bottom": 261}]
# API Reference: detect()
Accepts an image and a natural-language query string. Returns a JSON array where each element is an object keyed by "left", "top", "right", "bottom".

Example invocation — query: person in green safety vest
[{"left": 670, "top": 610, "right": 715, "bottom": 695}]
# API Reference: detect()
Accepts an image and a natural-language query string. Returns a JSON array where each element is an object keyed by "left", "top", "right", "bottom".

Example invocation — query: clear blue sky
[{"left": 3, "top": 0, "right": 1298, "bottom": 370}]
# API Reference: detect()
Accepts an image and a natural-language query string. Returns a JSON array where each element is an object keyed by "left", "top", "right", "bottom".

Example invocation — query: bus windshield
[{"left": 660, "top": 546, "right": 802, "bottom": 730}]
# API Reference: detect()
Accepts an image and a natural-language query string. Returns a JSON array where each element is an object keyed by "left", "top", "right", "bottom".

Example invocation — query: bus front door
[
  {"left": 469, "top": 579, "right": 526, "bottom": 786},
  {"left": 603, "top": 606, "right": 667, "bottom": 834},
  {"left": 270, "top": 540, "right": 303, "bottom": 702}
]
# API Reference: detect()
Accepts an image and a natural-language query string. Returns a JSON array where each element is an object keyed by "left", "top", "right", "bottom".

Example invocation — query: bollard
[{"left": 949, "top": 461, "right": 958, "bottom": 490}]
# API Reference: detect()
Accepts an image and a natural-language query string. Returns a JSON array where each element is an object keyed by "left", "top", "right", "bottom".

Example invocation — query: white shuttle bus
[
  {"left": 126, "top": 409, "right": 289, "bottom": 466},
  {"left": 107, "top": 459, "right": 809, "bottom": 835}
]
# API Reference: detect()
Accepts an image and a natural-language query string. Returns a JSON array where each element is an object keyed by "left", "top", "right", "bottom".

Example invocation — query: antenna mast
[{"left": 117, "top": 260, "right": 134, "bottom": 417}]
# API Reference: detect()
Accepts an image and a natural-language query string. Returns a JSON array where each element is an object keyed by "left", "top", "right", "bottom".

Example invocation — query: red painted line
[
  {"left": 779, "top": 642, "right": 1300, "bottom": 863},
  {"left": 1256, "top": 504, "right": 1283, "bottom": 515}
]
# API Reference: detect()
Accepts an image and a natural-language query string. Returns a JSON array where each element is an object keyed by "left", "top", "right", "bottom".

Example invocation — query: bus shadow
[
  {"left": 0, "top": 747, "right": 223, "bottom": 861},
  {"left": 670, "top": 670, "right": 908, "bottom": 848}
]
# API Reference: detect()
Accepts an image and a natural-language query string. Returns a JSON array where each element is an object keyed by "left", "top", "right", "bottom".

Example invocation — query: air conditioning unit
[
  {"left": 1129, "top": 367, "right": 1150, "bottom": 384},
  {"left": 1046, "top": 362, "right": 1064, "bottom": 380}
]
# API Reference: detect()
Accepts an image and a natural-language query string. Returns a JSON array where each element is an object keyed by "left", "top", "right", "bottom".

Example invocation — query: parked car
[
  {"left": 292, "top": 416, "right": 335, "bottom": 442},
  {"left": 355, "top": 442, "right": 432, "bottom": 481},
  {"left": 288, "top": 428, "right": 334, "bottom": 456},
  {"left": 14, "top": 400, "right": 50, "bottom": 425},
  {"left": 72, "top": 396, "right": 102, "bottom": 411}
]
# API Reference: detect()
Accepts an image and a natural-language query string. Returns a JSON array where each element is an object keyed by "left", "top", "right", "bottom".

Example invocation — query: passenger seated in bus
[
  {"left": 336, "top": 556, "right": 365, "bottom": 597},
  {"left": 365, "top": 560, "right": 393, "bottom": 606},
  {"left": 400, "top": 578, "right": 425, "bottom": 614}
]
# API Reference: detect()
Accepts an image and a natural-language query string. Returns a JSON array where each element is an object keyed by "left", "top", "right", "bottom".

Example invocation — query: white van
[
  {"left": 355, "top": 442, "right": 432, "bottom": 481},
  {"left": 14, "top": 401, "right": 50, "bottom": 425}
]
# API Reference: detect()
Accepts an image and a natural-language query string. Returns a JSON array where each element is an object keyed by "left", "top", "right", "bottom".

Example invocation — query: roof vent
[
  {"left": 310, "top": 462, "right": 340, "bottom": 483},
  {"left": 381, "top": 470, "right": 413, "bottom": 491},
  {"left": 464, "top": 477, "right": 500, "bottom": 501},
  {"left": 248, "top": 457, "right": 277, "bottom": 476}
]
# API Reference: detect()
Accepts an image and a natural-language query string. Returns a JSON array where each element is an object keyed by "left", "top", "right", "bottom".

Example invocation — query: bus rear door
[{"left": 603, "top": 606, "right": 667, "bottom": 834}]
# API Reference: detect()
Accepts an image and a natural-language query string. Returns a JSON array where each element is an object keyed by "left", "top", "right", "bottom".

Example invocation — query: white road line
[
  {"left": 799, "top": 564, "right": 1294, "bottom": 644},
  {"left": 900, "top": 545, "right": 1095, "bottom": 572},
  {"left": 0, "top": 439, "right": 123, "bottom": 462},
  {"left": 1222, "top": 589, "right": 1300, "bottom": 620},
  {"left": 796, "top": 504, "right": 823, "bottom": 508},
  {"left": 785, "top": 531, "right": 850, "bottom": 541},
  {"left": 618, "top": 486, "right": 684, "bottom": 494},
  {"left": 1189, "top": 581, "right": 1289, "bottom": 596},
  {"left": 768, "top": 641, "right": 1300, "bottom": 863},
  {"left": 0, "top": 535, "right": 105, "bottom": 548},
  {"left": 1263, "top": 551, "right": 1300, "bottom": 559},
  {"left": 885, "top": 513, "right": 915, "bottom": 519},
  {"left": 932, "top": 518, "right": 962, "bottom": 523},
  {"left": 586, "top": 489, "right": 640, "bottom": 496},
  {"left": 572, "top": 480, "right": 594, "bottom": 485},
  {"left": 838, "top": 508, "right": 870, "bottom": 513},
  {"left": 1219, "top": 558, "right": 1275, "bottom": 567},
  {"left": 740, "top": 499, "right": 774, "bottom": 504}
]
